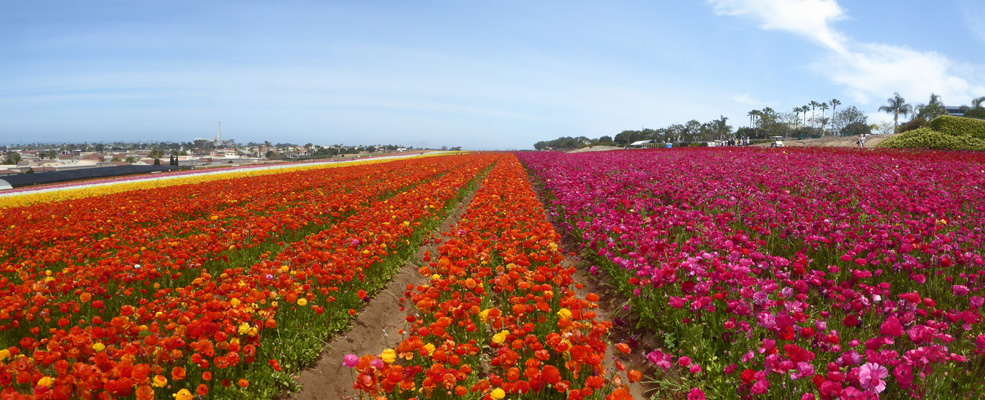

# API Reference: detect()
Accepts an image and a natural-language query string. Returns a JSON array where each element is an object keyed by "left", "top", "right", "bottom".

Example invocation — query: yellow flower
[
  {"left": 153, "top": 375, "right": 168, "bottom": 387},
  {"left": 230, "top": 298, "right": 241, "bottom": 307},
  {"left": 381, "top": 348, "right": 397, "bottom": 364},
  {"left": 173, "top": 388, "right": 193, "bottom": 400},
  {"left": 423, "top": 343, "right": 436, "bottom": 356},
  {"left": 92, "top": 343, "right": 106, "bottom": 352},
  {"left": 557, "top": 308, "right": 572, "bottom": 319},
  {"left": 238, "top": 322, "right": 250, "bottom": 335},
  {"left": 36, "top": 376, "right": 54, "bottom": 387},
  {"left": 492, "top": 330, "right": 509, "bottom": 344},
  {"left": 478, "top": 309, "right": 491, "bottom": 323},
  {"left": 297, "top": 298, "right": 308, "bottom": 306},
  {"left": 490, "top": 388, "right": 506, "bottom": 400},
  {"left": 0, "top": 349, "right": 9, "bottom": 361}
]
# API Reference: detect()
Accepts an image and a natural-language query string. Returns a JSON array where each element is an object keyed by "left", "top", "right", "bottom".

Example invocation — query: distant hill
[{"left": 879, "top": 115, "right": 985, "bottom": 151}]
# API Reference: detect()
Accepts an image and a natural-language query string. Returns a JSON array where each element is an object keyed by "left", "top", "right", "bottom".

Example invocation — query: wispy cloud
[
  {"left": 709, "top": 0, "right": 848, "bottom": 54},
  {"left": 709, "top": 0, "right": 985, "bottom": 106},
  {"left": 731, "top": 93, "right": 772, "bottom": 107},
  {"left": 961, "top": 0, "right": 985, "bottom": 44}
]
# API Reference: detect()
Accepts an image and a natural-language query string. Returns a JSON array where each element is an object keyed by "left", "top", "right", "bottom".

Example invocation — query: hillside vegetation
[{"left": 879, "top": 115, "right": 985, "bottom": 150}]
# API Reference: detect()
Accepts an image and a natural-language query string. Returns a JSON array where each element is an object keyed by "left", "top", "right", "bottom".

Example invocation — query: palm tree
[
  {"left": 830, "top": 99, "right": 841, "bottom": 127},
  {"left": 972, "top": 96, "right": 985, "bottom": 109},
  {"left": 809, "top": 101, "right": 820, "bottom": 128},
  {"left": 878, "top": 92, "right": 913, "bottom": 133},
  {"left": 793, "top": 107, "right": 801, "bottom": 126},
  {"left": 748, "top": 110, "right": 761, "bottom": 128},
  {"left": 800, "top": 106, "right": 810, "bottom": 126},
  {"left": 819, "top": 102, "right": 829, "bottom": 134}
]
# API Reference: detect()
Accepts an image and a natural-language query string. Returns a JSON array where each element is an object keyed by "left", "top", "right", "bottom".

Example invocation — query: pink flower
[
  {"left": 952, "top": 285, "right": 970, "bottom": 296},
  {"left": 751, "top": 379, "right": 769, "bottom": 395},
  {"left": 879, "top": 316, "right": 904, "bottom": 337},
  {"left": 343, "top": 354, "right": 359, "bottom": 368},
  {"left": 687, "top": 387, "right": 705, "bottom": 400},
  {"left": 679, "top": 356, "right": 692, "bottom": 367},
  {"left": 858, "top": 362, "right": 888, "bottom": 393}
]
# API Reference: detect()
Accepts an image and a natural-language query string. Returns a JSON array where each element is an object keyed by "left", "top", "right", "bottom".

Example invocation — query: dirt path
[
  {"left": 564, "top": 254, "right": 651, "bottom": 400},
  {"left": 286, "top": 180, "right": 481, "bottom": 400},
  {"left": 751, "top": 134, "right": 897, "bottom": 148}
]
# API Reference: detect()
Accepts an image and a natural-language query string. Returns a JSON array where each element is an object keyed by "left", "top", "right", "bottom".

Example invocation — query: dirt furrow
[{"left": 287, "top": 176, "right": 483, "bottom": 400}]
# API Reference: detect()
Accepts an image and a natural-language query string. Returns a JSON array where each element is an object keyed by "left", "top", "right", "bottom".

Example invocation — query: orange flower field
[
  {"left": 0, "top": 154, "right": 508, "bottom": 399},
  {"left": 350, "top": 155, "right": 634, "bottom": 400}
]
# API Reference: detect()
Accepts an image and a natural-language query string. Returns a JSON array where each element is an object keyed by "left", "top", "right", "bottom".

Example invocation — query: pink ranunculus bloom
[
  {"left": 679, "top": 356, "right": 692, "bottom": 367},
  {"left": 858, "top": 362, "right": 888, "bottom": 393},
  {"left": 751, "top": 379, "right": 769, "bottom": 395},
  {"left": 343, "top": 353, "right": 359, "bottom": 368},
  {"left": 879, "top": 315, "right": 905, "bottom": 337},
  {"left": 687, "top": 387, "right": 706, "bottom": 400},
  {"left": 952, "top": 285, "right": 970, "bottom": 296}
]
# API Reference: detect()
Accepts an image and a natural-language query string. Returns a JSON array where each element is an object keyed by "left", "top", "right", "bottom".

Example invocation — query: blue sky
[{"left": 2, "top": 0, "right": 983, "bottom": 150}]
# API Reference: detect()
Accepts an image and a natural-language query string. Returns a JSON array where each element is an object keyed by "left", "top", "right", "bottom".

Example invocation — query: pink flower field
[{"left": 518, "top": 148, "right": 985, "bottom": 400}]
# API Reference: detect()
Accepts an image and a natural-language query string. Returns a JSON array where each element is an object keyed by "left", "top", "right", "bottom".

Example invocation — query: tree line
[{"left": 534, "top": 93, "right": 985, "bottom": 150}]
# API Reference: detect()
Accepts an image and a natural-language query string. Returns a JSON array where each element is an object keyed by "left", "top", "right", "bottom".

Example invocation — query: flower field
[
  {"left": 0, "top": 153, "right": 498, "bottom": 399},
  {"left": 350, "top": 154, "right": 634, "bottom": 400},
  {"left": 519, "top": 148, "right": 985, "bottom": 399}
]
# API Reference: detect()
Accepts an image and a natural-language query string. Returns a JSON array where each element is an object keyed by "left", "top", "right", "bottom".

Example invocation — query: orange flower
[
  {"left": 135, "top": 385, "right": 154, "bottom": 400},
  {"left": 542, "top": 365, "right": 562, "bottom": 384},
  {"left": 170, "top": 367, "right": 186, "bottom": 381},
  {"left": 196, "top": 384, "right": 209, "bottom": 396},
  {"left": 627, "top": 370, "right": 642, "bottom": 383},
  {"left": 238, "top": 378, "right": 250, "bottom": 388},
  {"left": 616, "top": 343, "right": 631, "bottom": 354}
]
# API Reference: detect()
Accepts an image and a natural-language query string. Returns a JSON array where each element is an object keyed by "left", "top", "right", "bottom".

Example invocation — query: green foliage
[
  {"left": 928, "top": 115, "right": 985, "bottom": 139},
  {"left": 533, "top": 136, "right": 588, "bottom": 150},
  {"left": 966, "top": 107, "right": 985, "bottom": 119},
  {"left": 840, "top": 121, "right": 871, "bottom": 137},
  {"left": 880, "top": 115, "right": 985, "bottom": 150},
  {"left": 898, "top": 117, "right": 926, "bottom": 133},
  {"left": 880, "top": 127, "right": 985, "bottom": 151},
  {"left": 2, "top": 152, "right": 20, "bottom": 165}
]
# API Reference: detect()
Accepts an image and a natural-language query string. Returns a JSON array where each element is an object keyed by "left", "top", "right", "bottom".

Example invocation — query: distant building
[{"left": 945, "top": 106, "right": 964, "bottom": 117}]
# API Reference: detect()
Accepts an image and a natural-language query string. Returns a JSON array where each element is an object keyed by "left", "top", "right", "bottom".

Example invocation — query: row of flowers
[
  {"left": 0, "top": 154, "right": 418, "bottom": 209},
  {"left": 0, "top": 154, "right": 497, "bottom": 399},
  {"left": 1, "top": 156, "right": 470, "bottom": 344},
  {"left": 352, "top": 154, "right": 637, "bottom": 400},
  {"left": 518, "top": 148, "right": 985, "bottom": 400}
]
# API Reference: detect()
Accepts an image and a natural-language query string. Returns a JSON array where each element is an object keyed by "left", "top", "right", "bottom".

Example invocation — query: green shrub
[
  {"left": 927, "top": 115, "right": 985, "bottom": 139},
  {"left": 879, "top": 127, "right": 985, "bottom": 151},
  {"left": 898, "top": 117, "right": 926, "bottom": 133}
]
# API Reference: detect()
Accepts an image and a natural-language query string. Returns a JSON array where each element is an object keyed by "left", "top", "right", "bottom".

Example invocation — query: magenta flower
[
  {"left": 879, "top": 315, "right": 905, "bottom": 337},
  {"left": 343, "top": 353, "right": 359, "bottom": 368},
  {"left": 750, "top": 379, "right": 769, "bottom": 395},
  {"left": 687, "top": 387, "right": 706, "bottom": 400},
  {"left": 859, "top": 362, "right": 888, "bottom": 393}
]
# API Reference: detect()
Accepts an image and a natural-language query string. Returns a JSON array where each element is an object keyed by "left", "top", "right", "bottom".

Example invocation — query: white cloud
[
  {"left": 710, "top": 0, "right": 985, "bottom": 107},
  {"left": 818, "top": 43, "right": 983, "bottom": 106},
  {"left": 731, "top": 92, "right": 772, "bottom": 107},
  {"left": 709, "top": 0, "right": 848, "bottom": 54}
]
